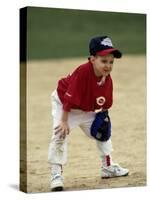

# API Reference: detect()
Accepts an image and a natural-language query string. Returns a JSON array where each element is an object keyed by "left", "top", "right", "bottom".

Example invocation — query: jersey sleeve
[
  {"left": 63, "top": 68, "right": 85, "bottom": 112},
  {"left": 103, "top": 77, "right": 113, "bottom": 110}
]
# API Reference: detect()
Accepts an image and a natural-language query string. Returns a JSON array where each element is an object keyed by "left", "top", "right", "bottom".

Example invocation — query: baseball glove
[{"left": 90, "top": 111, "right": 111, "bottom": 141}]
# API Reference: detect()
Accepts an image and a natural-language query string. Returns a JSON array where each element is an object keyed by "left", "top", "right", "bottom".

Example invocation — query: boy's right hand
[{"left": 54, "top": 121, "right": 70, "bottom": 139}]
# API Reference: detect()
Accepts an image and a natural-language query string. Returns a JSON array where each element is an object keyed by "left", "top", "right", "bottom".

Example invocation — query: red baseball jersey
[{"left": 57, "top": 60, "right": 113, "bottom": 112}]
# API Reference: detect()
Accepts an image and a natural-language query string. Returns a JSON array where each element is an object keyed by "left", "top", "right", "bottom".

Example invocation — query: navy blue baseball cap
[{"left": 89, "top": 36, "right": 122, "bottom": 58}]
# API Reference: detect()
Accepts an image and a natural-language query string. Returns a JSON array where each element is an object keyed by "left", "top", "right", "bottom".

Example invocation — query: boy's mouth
[{"left": 103, "top": 69, "right": 110, "bottom": 73}]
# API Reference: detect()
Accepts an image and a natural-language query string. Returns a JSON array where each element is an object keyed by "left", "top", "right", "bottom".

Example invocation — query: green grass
[{"left": 26, "top": 7, "right": 146, "bottom": 60}]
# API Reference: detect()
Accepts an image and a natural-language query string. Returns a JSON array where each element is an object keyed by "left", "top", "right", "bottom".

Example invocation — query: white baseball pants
[{"left": 48, "top": 90, "right": 113, "bottom": 165}]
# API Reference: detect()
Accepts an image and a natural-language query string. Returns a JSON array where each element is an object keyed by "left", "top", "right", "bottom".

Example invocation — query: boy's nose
[{"left": 105, "top": 64, "right": 112, "bottom": 69}]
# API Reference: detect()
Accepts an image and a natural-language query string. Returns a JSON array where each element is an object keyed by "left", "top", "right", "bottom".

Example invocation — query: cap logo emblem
[{"left": 101, "top": 38, "right": 113, "bottom": 47}]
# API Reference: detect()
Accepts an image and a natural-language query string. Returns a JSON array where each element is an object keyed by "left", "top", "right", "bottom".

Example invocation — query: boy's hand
[{"left": 54, "top": 121, "right": 70, "bottom": 139}]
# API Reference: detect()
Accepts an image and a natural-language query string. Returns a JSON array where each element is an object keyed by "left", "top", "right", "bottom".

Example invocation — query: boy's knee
[{"left": 51, "top": 133, "right": 66, "bottom": 143}]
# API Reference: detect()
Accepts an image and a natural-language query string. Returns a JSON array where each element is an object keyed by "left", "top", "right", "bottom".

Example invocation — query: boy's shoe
[
  {"left": 101, "top": 163, "right": 129, "bottom": 179},
  {"left": 50, "top": 174, "right": 64, "bottom": 191}
]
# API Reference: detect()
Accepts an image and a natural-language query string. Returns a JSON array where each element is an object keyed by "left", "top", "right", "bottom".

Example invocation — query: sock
[
  {"left": 101, "top": 155, "right": 112, "bottom": 167},
  {"left": 51, "top": 164, "right": 62, "bottom": 176}
]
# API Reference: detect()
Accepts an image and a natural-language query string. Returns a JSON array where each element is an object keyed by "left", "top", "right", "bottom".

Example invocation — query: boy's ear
[{"left": 89, "top": 55, "right": 95, "bottom": 63}]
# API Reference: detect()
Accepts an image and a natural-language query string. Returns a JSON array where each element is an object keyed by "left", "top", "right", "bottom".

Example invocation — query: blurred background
[{"left": 27, "top": 7, "right": 146, "bottom": 60}]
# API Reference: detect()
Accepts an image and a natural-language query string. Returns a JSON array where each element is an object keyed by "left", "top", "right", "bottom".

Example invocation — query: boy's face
[{"left": 90, "top": 54, "right": 114, "bottom": 77}]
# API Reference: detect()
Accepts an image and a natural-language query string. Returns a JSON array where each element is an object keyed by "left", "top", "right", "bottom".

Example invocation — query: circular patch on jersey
[{"left": 96, "top": 96, "right": 106, "bottom": 106}]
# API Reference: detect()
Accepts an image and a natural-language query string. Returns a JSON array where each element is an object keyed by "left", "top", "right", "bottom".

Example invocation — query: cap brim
[{"left": 96, "top": 48, "right": 122, "bottom": 58}]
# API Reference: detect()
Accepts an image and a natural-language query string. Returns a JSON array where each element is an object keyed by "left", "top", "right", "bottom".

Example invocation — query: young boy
[{"left": 48, "top": 36, "right": 129, "bottom": 191}]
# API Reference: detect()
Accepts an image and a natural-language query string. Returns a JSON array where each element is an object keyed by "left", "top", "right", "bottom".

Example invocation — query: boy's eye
[
  {"left": 101, "top": 60, "right": 114, "bottom": 64},
  {"left": 101, "top": 60, "right": 107, "bottom": 64}
]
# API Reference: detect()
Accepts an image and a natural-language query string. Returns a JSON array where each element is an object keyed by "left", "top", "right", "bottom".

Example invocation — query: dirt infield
[{"left": 25, "top": 55, "right": 146, "bottom": 193}]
